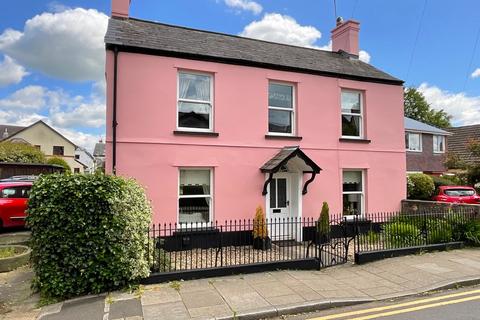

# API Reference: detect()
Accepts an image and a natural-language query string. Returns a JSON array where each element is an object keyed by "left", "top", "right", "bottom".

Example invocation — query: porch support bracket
[
  {"left": 302, "top": 171, "right": 316, "bottom": 195},
  {"left": 262, "top": 172, "right": 274, "bottom": 196}
]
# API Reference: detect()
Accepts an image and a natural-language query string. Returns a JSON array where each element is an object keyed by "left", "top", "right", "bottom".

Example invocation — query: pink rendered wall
[{"left": 105, "top": 52, "right": 406, "bottom": 223}]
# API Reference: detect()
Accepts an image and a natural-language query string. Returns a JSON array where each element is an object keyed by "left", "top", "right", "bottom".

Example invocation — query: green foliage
[
  {"left": 444, "top": 153, "right": 467, "bottom": 170},
  {"left": 150, "top": 239, "right": 171, "bottom": 272},
  {"left": 253, "top": 206, "right": 268, "bottom": 239},
  {"left": 383, "top": 222, "right": 419, "bottom": 248},
  {"left": 27, "top": 173, "right": 152, "bottom": 299},
  {"left": 407, "top": 173, "right": 435, "bottom": 200},
  {"left": 317, "top": 202, "right": 330, "bottom": 236},
  {"left": 464, "top": 220, "right": 480, "bottom": 246},
  {"left": 46, "top": 157, "right": 71, "bottom": 173},
  {"left": 0, "top": 141, "right": 46, "bottom": 164},
  {"left": 404, "top": 87, "right": 451, "bottom": 128},
  {"left": 467, "top": 166, "right": 480, "bottom": 186},
  {"left": 425, "top": 219, "right": 452, "bottom": 244}
]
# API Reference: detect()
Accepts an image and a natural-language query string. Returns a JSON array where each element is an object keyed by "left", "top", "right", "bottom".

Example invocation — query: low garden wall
[{"left": 401, "top": 199, "right": 480, "bottom": 215}]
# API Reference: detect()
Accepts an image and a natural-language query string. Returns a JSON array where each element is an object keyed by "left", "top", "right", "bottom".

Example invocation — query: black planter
[
  {"left": 253, "top": 237, "right": 272, "bottom": 250},
  {"left": 315, "top": 233, "right": 329, "bottom": 244}
]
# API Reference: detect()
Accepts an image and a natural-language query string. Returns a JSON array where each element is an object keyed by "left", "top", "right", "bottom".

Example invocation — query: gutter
[{"left": 112, "top": 46, "right": 119, "bottom": 175}]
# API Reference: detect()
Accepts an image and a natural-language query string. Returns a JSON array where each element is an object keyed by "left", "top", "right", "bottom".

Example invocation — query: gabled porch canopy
[{"left": 260, "top": 146, "right": 321, "bottom": 196}]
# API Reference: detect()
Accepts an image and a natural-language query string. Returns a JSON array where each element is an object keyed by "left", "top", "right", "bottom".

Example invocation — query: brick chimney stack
[
  {"left": 112, "top": 0, "right": 131, "bottom": 18},
  {"left": 331, "top": 17, "right": 360, "bottom": 57}
]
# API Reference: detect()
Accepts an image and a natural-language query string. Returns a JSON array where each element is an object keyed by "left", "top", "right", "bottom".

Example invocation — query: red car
[
  {"left": 433, "top": 186, "right": 480, "bottom": 204},
  {"left": 0, "top": 181, "right": 32, "bottom": 229}
]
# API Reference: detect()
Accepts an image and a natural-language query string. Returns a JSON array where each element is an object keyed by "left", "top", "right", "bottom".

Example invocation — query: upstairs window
[
  {"left": 177, "top": 72, "right": 213, "bottom": 131},
  {"left": 341, "top": 90, "right": 363, "bottom": 138},
  {"left": 53, "top": 146, "right": 64, "bottom": 156},
  {"left": 268, "top": 82, "right": 295, "bottom": 135},
  {"left": 405, "top": 132, "right": 422, "bottom": 152},
  {"left": 433, "top": 135, "right": 445, "bottom": 153}
]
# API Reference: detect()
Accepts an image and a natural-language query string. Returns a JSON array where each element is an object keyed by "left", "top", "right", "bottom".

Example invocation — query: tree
[
  {"left": 47, "top": 157, "right": 72, "bottom": 173},
  {"left": 404, "top": 87, "right": 451, "bottom": 128},
  {"left": 0, "top": 141, "right": 46, "bottom": 163}
]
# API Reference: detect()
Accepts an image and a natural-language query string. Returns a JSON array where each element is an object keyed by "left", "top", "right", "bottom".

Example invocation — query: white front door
[{"left": 269, "top": 174, "right": 292, "bottom": 240}]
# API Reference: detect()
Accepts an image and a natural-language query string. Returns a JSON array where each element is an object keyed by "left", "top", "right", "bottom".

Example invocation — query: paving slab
[
  {"left": 40, "top": 296, "right": 105, "bottom": 320},
  {"left": 108, "top": 298, "right": 142, "bottom": 320},
  {"left": 142, "top": 301, "right": 189, "bottom": 320}
]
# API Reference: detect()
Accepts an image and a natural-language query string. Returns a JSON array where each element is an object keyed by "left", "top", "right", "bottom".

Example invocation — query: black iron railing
[
  {"left": 355, "top": 210, "right": 478, "bottom": 253},
  {"left": 147, "top": 216, "right": 351, "bottom": 275}
]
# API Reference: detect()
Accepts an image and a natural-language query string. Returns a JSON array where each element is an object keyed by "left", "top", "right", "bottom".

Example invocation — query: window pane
[
  {"left": 1, "top": 187, "right": 29, "bottom": 198},
  {"left": 179, "top": 73, "right": 210, "bottom": 101},
  {"left": 407, "top": 133, "right": 420, "bottom": 151},
  {"left": 53, "top": 146, "right": 64, "bottom": 156},
  {"left": 341, "top": 91, "right": 361, "bottom": 114},
  {"left": 269, "top": 83, "right": 293, "bottom": 109},
  {"left": 178, "top": 102, "right": 210, "bottom": 129},
  {"left": 179, "top": 197, "right": 210, "bottom": 224},
  {"left": 270, "top": 179, "right": 277, "bottom": 208},
  {"left": 342, "top": 115, "right": 361, "bottom": 137},
  {"left": 277, "top": 178, "right": 287, "bottom": 208},
  {"left": 434, "top": 136, "right": 444, "bottom": 152},
  {"left": 269, "top": 109, "right": 292, "bottom": 133},
  {"left": 343, "top": 171, "right": 362, "bottom": 192},
  {"left": 343, "top": 193, "right": 362, "bottom": 215},
  {"left": 180, "top": 170, "right": 210, "bottom": 195}
]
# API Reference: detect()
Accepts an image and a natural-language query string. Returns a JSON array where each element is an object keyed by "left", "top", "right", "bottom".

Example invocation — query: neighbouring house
[
  {"left": 0, "top": 120, "right": 85, "bottom": 173},
  {"left": 446, "top": 124, "right": 480, "bottom": 167},
  {"left": 404, "top": 117, "right": 451, "bottom": 175},
  {"left": 75, "top": 147, "right": 95, "bottom": 173},
  {"left": 105, "top": 0, "right": 406, "bottom": 227},
  {"left": 93, "top": 140, "right": 106, "bottom": 172}
]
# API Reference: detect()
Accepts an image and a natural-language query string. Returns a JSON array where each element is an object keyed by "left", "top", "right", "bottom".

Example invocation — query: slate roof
[
  {"left": 93, "top": 142, "right": 105, "bottom": 157},
  {"left": 105, "top": 17, "right": 403, "bottom": 85},
  {"left": 0, "top": 125, "right": 26, "bottom": 139},
  {"left": 446, "top": 125, "right": 480, "bottom": 165},
  {"left": 260, "top": 146, "right": 321, "bottom": 173},
  {"left": 404, "top": 117, "right": 451, "bottom": 135}
]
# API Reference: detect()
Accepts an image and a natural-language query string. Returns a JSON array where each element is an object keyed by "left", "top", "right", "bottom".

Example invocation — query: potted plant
[
  {"left": 316, "top": 202, "right": 330, "bottom": 244},
  {"left": 252, "top": 206, "right": 272, "bottom": 250}
]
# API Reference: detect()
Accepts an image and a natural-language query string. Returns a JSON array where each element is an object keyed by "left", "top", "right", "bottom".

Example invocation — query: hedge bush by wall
[
  {"left": 407, "top": 173, "right": 435, "bottom": 200},
  {"left": 27, "top": 173, "right": 152, "bottom": 299}
]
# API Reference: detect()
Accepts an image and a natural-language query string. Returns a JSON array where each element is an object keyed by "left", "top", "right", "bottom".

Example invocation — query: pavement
[{"left": 3, "top": 248, "right": 480, "bottom": 320}]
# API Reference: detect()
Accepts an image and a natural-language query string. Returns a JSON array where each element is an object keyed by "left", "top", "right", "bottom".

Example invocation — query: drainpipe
[{"left": 112, "top": 46, "right": 119, "bottom": 175}]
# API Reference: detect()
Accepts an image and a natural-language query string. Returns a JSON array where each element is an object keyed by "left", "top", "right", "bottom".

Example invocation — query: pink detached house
[{"left": 105, "top": 0, "right": 406, "bottom": 226}]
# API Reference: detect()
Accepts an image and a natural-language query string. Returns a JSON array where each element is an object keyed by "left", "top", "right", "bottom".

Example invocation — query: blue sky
[{"left": 0, "top": 0, "right": 479, "bottom": 151}]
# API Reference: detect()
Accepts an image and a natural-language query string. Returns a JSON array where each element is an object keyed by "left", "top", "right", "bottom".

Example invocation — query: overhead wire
[{"left": 405, "top": 0, "right": 428, "bottom": 84}]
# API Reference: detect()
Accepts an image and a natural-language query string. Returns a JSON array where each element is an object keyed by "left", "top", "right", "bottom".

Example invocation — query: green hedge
[
  {"left": 27, "top": 173, "right": 152, "bottom": 299},
  {"left": 46, "top": 157, "right": 71, "bottom": 173},
  {"left": 0, "top": 141, "right": 46, "bottom": 163},
  {"left": 407, "top": 173, "right": 435, "bottom": 200}
]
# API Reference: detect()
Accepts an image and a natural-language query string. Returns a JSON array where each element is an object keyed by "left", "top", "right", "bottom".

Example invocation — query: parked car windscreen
[
  {"left": 444, "top": 189, "right": 476, "bottom": 196},
  {"left": 1, "top": 186, "right": 31, "bottom": 198}
]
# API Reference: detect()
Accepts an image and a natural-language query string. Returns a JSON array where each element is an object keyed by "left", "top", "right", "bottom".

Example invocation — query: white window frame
[
  {"left": 176, "top": 71, "right": 214, "bottom": 132},
  {"left": 177, "top": 168, "right": 213, "bottom": 226},
  {"left": 433, "top": 135, "right": 445, "bottom": 154},
  {"left": 342, "top": 170, "right": 365, "bottom": 216},
  {"left": 268, "top": 81, "right": 296, "bottom": 136},
  {"left": 406, "top": 132, "right": 422, "bottom": 152},
  {"left": 341, "top": 90, "right": 364, "bottom": 139}
]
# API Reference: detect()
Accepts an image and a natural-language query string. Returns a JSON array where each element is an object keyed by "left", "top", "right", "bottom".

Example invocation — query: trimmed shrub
[
  {"left": 27, "top": 173, "right": 152, "bottom": 299},
  {"left": 430, "top": 175, "right": 455, "bottom": 189},
  {"left": 46, "top": 157, "right": 71, "bottom": 173},
  {"left": 0, "top": 141, "right": 46, "bottom": 163},
  {"left": 425, "top": 219, "right": 452, "bottom": 244},
  {"left": 383, "top": 222, "right": 420, "bottom": 248},
  {"left": 317, "top": 202, "right": 330, "bottom": 236},
  {"left": 252, "top": 206, "right": 268, "bottom": 239},
  {"left": 464, "top": 220, "right": 480, "bottom": 246},
  {"left": 407, "top": 173, "right": 435, "bottom": 200}
]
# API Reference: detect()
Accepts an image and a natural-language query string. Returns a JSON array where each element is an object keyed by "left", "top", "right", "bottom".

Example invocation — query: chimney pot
[
  {"left": 331, "top": 19, "right": 360, "bottom": 57},
  {"left": 112, "top": 0, "right": 131, "bottom": 18}
]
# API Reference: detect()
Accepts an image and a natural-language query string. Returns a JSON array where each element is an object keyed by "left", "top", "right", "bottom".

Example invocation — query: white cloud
[
  {"left": 240, "top": 13, "right": 321, "bottom": 47},
  {"left": 224, "top": 0, "right": 262, "bottom": 15},
  {"left": 0, "top": 55, "right": 28, "bottom": 87},
  {"left": 472, "top": 68, "right": 480, "bottom": 79},
  {"left": 50, "top": 102, "right": 105, "bottom": 128},
  {"left": 0, "top": 8, "right": 108, "bottom": 81},
  {"left": 239, "top": 13, "right": 371, "bottom": 63},
  {"left": 56, "top": 127, "right": 99, "bottom": 152},
  {"left": 0, "top": 85, "right": 47, "bottom": 110},
  {"left": 418, "top": 83, "right": 480, "bottom": 126}
]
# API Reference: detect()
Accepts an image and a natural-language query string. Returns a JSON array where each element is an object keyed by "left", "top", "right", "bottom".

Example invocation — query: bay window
[
  {"left": 342, "top": 170, "right": 364, "bottom": 216},
  {"left": 177, "top": 72, "right": 213, "bottom": 131},
  {"left": 268, "top": 82, "right": 295, "bottom": 135},
  {"left": 179, "top": 169, "right": 212, "bottom": 224},
  {"left": 341, "top": 90, "right": 363, "bottom": 138}
]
